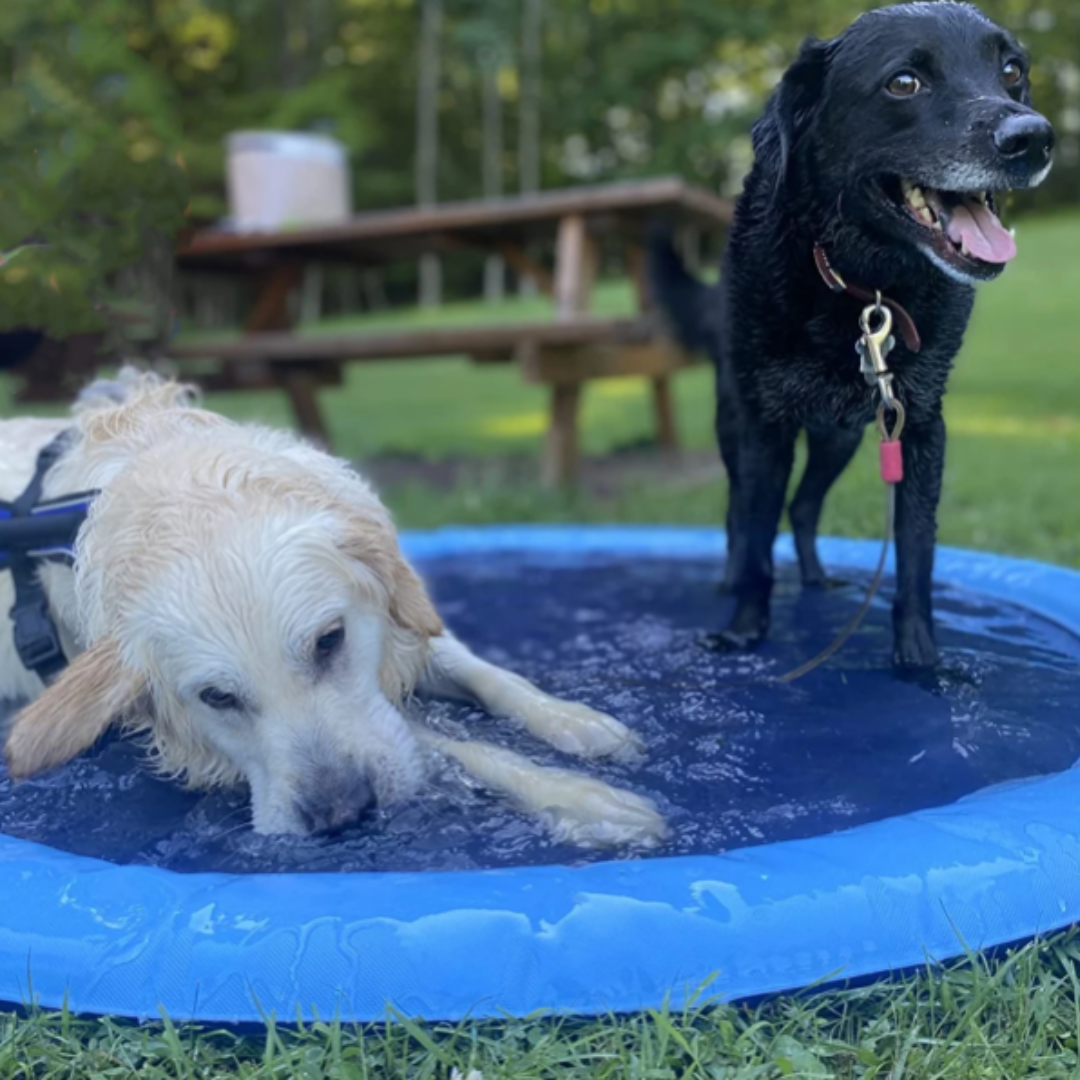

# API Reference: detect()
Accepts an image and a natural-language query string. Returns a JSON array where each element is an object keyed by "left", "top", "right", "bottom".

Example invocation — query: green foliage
[
  {"left": 3, "top": 0, "right": 1080, "bottom": 340},
  {"left": 0, "top": 0, "right": 189, "bottom": 340},
  {"left": 540, "top": 1, "right": 772, "bottom": 190}
]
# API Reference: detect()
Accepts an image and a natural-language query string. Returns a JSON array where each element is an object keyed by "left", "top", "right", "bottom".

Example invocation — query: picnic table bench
[{"left": 171, "top": 177, "right": 733, "bottom": 486}]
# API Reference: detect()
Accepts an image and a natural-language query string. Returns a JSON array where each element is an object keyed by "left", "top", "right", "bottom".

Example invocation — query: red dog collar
[{"left": 813, "top": 244, "right": 922, "bottom": 353}]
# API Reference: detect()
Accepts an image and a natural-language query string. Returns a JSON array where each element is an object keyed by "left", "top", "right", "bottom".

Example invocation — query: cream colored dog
[{"left": 1, "top": 370, "right": 665, "bottom": 847}]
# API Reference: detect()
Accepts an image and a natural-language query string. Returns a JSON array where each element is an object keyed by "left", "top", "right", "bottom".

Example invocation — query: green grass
[
  {"left": 378, "top": 211, "right": 1080, "bottom": 563},
  {"left": 7, "top": 214, "right": 1080, "bottom": 559},
  {"left": 3, "top": 215, "right": 1080, "bottom": 1074},
  {"left": 43, "top": 212, "right": 1080, "bottom": 562}
]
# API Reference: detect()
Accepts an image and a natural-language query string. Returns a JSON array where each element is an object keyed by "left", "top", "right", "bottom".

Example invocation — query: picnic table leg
[
  {"left": 282, "top": 367, "right": 332, "bottom": 449},
  {"left": 246, "top": 266, "right": 302, "bottom": 331},
  {"left": 245, "top": 265, "right": 335, "bottom": 450},
  {"left": 540, "top": 214, "right": 596, "bottom": 489},
  {"left": 651, "top": 375, "right": 678, "bottom": 450},
  {"left": 543, "top": 384, "right": 581, "bottom": 489},
  {"left": 554, "top": 214, "right": 595, "bottom": 322},
  {"left": 628, "top": 241, "right": 679, "bottom": 451}
]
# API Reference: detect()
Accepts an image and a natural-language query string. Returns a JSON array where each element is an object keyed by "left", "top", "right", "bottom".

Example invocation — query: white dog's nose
[{"left": 293, "top": 773, "right": 374, "bottom": 835}]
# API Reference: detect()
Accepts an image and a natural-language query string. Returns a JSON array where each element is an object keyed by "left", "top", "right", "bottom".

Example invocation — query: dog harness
[{"left": 0, "top": 432, "right": 97, "bottom": 683}]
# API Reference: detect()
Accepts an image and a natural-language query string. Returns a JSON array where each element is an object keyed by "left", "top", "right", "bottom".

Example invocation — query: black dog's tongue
[{"left": 931, "top": 193, "right": 1017, "bottom": 263}]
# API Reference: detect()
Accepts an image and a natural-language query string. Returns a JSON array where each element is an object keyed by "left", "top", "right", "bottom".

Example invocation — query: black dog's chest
[{"left": 745, "top": 293, "right": 965, "bottom": 431}]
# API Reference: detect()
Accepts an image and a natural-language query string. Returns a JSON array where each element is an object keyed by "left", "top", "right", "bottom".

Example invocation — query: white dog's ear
[
  {"left": 338, "top": 516, "right": 444, "bottom": 638},
  {"left": 4, "top": 639, "right": 146, "bottom": 779},
  {"left": 383, "top": 555, "right": 444, "bottom": 637}
]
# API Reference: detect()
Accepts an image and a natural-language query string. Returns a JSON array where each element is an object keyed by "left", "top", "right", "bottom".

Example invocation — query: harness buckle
[{"left": 10, "top": 597, "right": 66, "bottom": 679}]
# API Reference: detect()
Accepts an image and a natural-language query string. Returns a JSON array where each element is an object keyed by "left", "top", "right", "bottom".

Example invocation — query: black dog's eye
[
  {"left": 1003, "top": 60, "right": 1024, "bottom": 88},
  {"left": 199, "top": 687, "right": 241, "bottom": 712},
  {"left": 314, "top": 625, "right": 346, "bottom": 664},
  {"left": 886, "top": 72, "right": 922, "bottom": 97}
]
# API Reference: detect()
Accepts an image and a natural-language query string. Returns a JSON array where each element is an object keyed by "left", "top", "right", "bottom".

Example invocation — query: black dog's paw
[
  {"left": 797, "top": 550, "right": 850, "bottom": 590},
  {"left": 701, "top": 628, "right": 764, "bottom": 653},
  {"left": 892, "top": 620, "right": 939, "bottom": 670},
  {"left": 796, "top": 551, "right": 830, "bottom": 589},
  {"left": 703, "top": 602, "right": 769, "bottom": 653},
  {"left": 894, "top": 659, "right": 979, "bottom": 693},
  {"left": 802, "top": 573, "right": 852, "bottom": 591},
  {"left": 892, "top": 665, "right": 943, "bottom": 692},
  {"left": 893, "top": 664, "right": 979, "bottom": 696}
]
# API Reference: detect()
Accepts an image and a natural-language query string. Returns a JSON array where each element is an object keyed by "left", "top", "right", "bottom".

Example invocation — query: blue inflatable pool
[{"left": 1, "top": 526, "right": 1079, "bottom": 1023}]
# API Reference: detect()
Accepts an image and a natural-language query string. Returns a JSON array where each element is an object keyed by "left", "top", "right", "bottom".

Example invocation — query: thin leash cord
[
  {"left": 774, "top": 481, "right": 896, "bottom": 684},
  {"left": 591, "top": 481, "right": 897, "bottom": 695}
]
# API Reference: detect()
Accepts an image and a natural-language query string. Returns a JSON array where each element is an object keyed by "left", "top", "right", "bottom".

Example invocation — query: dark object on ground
[{"left": 650, "top": 2, "right": 1054, "bottom": 669}]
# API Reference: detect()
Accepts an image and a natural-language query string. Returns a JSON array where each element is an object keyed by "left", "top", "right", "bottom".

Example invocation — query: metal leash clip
[
  {"left": 857, "top": 295, "right": 896, "bottom": 390},
  {"left": 857, "top": 295, "right": 906, "bottom": 442},
  {"left": 857, "top": 294, "right": 906, "bottom": 484}
]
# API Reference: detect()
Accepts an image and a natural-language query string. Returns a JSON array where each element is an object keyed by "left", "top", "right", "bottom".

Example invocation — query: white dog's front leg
[
  {"left": 413, "top": 726, "right": 666, "bottom": 849},
  {"left": 420, "top": 633, "right": 641, "bottom": 760}
]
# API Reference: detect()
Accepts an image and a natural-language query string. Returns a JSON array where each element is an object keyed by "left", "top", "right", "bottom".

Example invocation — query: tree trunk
[
  {"left": 279, "top": 0, "right": 301, "bottom": 90},
  {"left": 518, "top": 0, "right": 543, "bottom": 297},
  {"left": 305, "top": 0, "right": 333, "bottom": 84},
  {"left": 482, "top": 52, "right": 505, "bottom": 304},
  {"left": 416, "top": 0, "right": 443, "bottom": 308},
  {"left": 519, "top": 0, "right": 542, "bottom": 196}
]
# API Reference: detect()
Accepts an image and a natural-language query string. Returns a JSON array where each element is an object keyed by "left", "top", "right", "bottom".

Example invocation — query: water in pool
[{"left": 2, "top": 551, "right": 1079, "bottom": 873}]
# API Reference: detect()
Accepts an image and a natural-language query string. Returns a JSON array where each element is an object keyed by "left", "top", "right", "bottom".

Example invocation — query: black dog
[{"left": 651, "top": 2, "right": 1054, "bottom": 669}]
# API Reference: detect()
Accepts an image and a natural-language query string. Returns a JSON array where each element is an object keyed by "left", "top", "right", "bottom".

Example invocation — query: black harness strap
[{"left": 0, "top": 432, "right": 98, "bottom": 683}]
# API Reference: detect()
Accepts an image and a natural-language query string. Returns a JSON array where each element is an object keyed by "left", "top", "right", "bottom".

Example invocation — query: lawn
[
  {"left": 2, "top": 212, "right": 1080, "bottom": 1076},
  {"left": 5, "top": 212, "right": 1080, "bottom": 561},
  {"left": 56, "top": 211, "right": 1080, "bottom": 560}
]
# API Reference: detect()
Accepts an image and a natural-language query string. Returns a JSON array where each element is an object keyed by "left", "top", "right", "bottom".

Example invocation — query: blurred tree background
[{"left": 1, "top": 0, "right": 1078, "bottom": 341}]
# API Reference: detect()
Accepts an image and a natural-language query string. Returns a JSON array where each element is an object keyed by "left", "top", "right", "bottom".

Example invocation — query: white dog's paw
[
  {"left": 536, "top": 773, "right": 668, "bottom": 849},
  {"left": 503, "top": 678, "right": 644, "bottom": 761},
  {"left": 541, "top": 698, "right": 645, "bottom": 761},
  {"left": 420, "top": 733, "right": 666, "bottom": 850}
]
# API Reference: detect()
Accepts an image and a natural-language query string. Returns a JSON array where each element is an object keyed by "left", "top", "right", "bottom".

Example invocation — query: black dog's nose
[
  {"left": 993, "top": 113, "right": 1055, "bottom": 169},
  {"left": 294, "top": 773, "right": 375, "bottom": 835}
]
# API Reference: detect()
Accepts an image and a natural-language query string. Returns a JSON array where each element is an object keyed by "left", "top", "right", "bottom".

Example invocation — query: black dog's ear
[{"left": 753, "top": 36, "right": 834, "bottom": 195}]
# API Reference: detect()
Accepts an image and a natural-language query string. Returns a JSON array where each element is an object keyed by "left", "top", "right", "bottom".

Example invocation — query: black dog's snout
[
  {"left": 993, "top": 113, "right": 1055, "bottom": 169},
  {"left": 294, "top": 772, "right": 375, "bottom": 835}
]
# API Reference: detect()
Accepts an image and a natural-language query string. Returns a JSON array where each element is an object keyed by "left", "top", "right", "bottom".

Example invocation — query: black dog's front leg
[
  {"left": 711, "top": 421, "right": 797, "bottom": 650},
  {"left": 892, "top": 413, "right": 945, "bottom": 669}
]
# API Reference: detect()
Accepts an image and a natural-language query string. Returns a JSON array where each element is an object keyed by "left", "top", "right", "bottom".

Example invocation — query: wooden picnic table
[{"left": 172, "top": 176, "right": 733, "bottom": 486}]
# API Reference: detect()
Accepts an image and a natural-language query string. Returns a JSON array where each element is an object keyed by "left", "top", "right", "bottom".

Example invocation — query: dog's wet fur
[
  {"left": 0, "top": 371, "right": 666, "bottom": 848},
  {"left": 651, "top": 2, "right": 1054, "bottom": 669}
]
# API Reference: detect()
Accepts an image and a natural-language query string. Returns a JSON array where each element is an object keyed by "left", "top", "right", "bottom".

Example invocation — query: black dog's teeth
[
  {"left": 896, "top": 181, "right": 1004, "bottom": 259},
  {"left": 899, "top": 178, "right": 942, "bottom": 231}
]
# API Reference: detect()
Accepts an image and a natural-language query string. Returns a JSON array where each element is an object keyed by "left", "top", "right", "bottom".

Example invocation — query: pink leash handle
[{"left": 880, "top": 439, "right": 904, "bottom": 484}]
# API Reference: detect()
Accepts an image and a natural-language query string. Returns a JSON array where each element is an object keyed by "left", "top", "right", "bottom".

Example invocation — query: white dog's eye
[
  {"left": 314, "top": 625, "right": 346, "bottom": 666},
  {"left": 199, "top": 687, "right": 241, "bottom": 712}
]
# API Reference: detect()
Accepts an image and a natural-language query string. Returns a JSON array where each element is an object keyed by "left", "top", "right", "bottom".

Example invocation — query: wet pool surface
[{"left": 2, "top": 551, "right": 1079, "bottom": 874}]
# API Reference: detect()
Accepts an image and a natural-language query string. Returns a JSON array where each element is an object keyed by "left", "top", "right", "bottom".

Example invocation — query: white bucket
[{"left": 225, "top": 131, "right": 352, "bottom": 232}]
